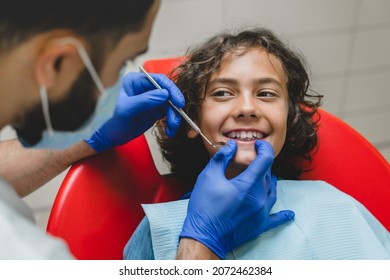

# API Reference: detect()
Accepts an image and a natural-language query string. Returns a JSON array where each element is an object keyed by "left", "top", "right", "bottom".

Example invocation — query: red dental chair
[{"left": 47, "top": 57, "right": 390, "bottom": 260}]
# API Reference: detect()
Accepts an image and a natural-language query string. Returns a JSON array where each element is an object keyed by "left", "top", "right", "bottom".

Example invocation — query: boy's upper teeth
[{"left": 226, "top": 131, "right": 263, "bottom": 141}]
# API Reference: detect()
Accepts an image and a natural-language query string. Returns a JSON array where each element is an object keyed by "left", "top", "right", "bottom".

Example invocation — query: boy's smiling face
[{"left": 187, "top": 47, "right": 289, "bottom": 176}]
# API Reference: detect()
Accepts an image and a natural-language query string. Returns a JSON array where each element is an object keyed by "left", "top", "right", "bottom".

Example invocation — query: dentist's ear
[{"left": 34, "top": 38, "right": 85, "bottom": 101}]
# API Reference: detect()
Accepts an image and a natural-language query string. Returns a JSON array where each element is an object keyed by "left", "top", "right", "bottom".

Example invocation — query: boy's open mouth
[{"left": 223, "top": 130, "right": 267, "bottom": 142}]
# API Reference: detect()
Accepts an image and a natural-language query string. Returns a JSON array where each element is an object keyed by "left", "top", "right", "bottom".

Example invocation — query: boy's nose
[{"left": 234, "top": 94, "right": 261, "bottom": 119}]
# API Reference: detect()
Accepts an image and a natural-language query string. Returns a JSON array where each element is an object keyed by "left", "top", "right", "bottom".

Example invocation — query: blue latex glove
[
  {"left": 180, "top": 140, "right": 295, "bottom": 259},
  {"left": 86, "top": 72, "right": 184, "bottom": 152}
]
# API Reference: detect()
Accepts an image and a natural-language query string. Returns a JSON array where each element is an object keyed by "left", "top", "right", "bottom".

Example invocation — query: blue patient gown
[{"left": 123, "top": 180, "right": 390, "bottom": 260}]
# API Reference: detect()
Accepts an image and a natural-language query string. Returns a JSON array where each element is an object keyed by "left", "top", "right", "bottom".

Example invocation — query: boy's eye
[
  {"left": 212, "top": 90, "right": 233, "bottom": 97},
  {"left": 257, "top": 91, "right": 276, "bottom": 98}
]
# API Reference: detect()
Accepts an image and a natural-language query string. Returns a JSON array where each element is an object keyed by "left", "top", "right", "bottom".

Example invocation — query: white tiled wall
[{"left": 1, "top": 0, "right": 389, "bottom": 229}]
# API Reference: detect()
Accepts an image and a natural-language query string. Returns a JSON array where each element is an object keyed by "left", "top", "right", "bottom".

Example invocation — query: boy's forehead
[{"left": 212, "top": 48, "right": 287, "bottom": 83}]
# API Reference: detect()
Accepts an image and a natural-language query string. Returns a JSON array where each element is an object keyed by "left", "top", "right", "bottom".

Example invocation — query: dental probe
[{"left": 139, "top": 66, "right": 225, "bottom": 149}]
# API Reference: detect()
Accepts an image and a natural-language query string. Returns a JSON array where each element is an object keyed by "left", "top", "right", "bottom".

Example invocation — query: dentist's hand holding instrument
[{"left": 86, "top": 71, "right": 185, "bottom": 152}]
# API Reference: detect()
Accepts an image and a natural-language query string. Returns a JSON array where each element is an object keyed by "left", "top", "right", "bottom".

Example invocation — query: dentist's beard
[{"left": 12, "top": 70, "right": 97, "bottom": 146}]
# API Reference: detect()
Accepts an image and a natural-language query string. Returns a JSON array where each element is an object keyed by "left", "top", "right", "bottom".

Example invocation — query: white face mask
[{"left": 19, "top": 37, "right": 123, "bottom": 150}]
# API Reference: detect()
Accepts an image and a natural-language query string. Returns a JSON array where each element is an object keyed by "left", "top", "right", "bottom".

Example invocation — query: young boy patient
[{"left": 124, "top": 27, "right": 390, "bottom": 260}]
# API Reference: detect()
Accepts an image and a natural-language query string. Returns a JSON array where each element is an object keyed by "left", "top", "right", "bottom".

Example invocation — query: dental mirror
[{"left": 139, "top": 66, "right": 226, "bottom": 149}]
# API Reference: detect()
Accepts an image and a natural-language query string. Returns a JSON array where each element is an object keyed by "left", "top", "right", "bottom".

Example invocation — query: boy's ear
[
  {"left": 34, "top": 40, "right": 84, "bottom": 95},
  {"left": 187, "top": 128, "right": 199, "bottom": 139}
]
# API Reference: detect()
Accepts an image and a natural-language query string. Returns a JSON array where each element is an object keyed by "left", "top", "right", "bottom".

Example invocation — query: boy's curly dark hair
[{"left": 157, "top": 27, "right": 322, "bottom": 187}]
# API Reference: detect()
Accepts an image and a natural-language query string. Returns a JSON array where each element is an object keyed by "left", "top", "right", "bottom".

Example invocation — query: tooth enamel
[{"left": 226, "top": 130, "right": 265, "bottom": 140}]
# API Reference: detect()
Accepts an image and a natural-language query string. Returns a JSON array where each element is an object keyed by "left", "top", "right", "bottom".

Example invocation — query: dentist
[{"left": 0, "top": 0, "right": 293, "bottom": 259}]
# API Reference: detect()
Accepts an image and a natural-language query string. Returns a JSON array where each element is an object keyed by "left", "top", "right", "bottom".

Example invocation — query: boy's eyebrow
[
  {"left": 255, "top": 77, "right": 284, "bottom": 88},
  {"left": 209, "top": 77, "right": 283, "bottom": 88},
  {"left": 208, "top": 77, "right": 239, "bottom": 86}
]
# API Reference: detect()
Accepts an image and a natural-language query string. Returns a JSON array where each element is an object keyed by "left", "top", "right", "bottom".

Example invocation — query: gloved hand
[
  {"left": 86, "top": 72, "right": 184, "bottom": 152},
  {"left": 180, "top": 140, "right": 295, "bottom": 259}
]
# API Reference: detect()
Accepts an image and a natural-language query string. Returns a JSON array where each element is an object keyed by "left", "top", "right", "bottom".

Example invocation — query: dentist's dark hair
[
  {"left": 0, "top": 0, "right": 155, "bottom": 142},
  {"left": 156, "top": 27, "right": 322, "bottom": 187},
  {"left": 0, "top": 0, "right": 154, "bottom": 67}
]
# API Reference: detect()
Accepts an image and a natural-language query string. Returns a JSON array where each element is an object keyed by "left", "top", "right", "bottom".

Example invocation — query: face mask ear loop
[
  {"left": 56, "top": 37, "right": 106, "bottom": 98},
  {"left": 39, "top": 85, "right": 54, "bottom": 135}
]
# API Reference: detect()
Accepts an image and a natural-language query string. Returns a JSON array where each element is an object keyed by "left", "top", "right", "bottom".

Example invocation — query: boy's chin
[
  {"left": 236, "top": 144, "right": 257, "bottom": 161},
  {"left": 226, "top": 153, "right": 256, "bottom": 179},
  {"left": 232, "top": 150, "right": 257, "bottom": 168}
]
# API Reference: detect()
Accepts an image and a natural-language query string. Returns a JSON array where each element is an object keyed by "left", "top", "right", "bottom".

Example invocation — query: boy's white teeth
[{"left": 226, "top": 131, "right": 263, "bottom": 141}]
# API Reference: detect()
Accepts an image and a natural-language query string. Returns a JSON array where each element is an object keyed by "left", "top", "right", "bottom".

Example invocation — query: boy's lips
[{"left": 222, "top": 129, "right": 268, "bottom": 142}]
